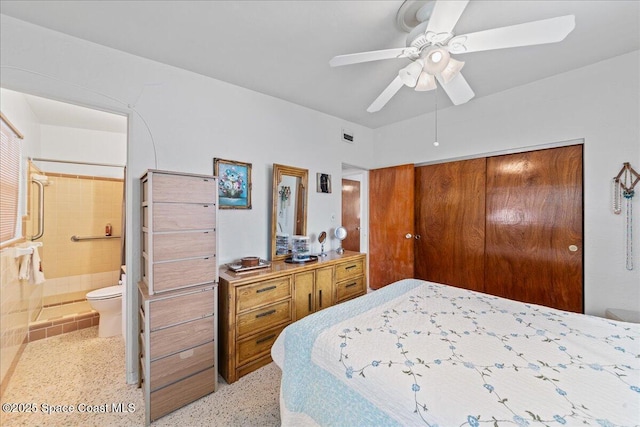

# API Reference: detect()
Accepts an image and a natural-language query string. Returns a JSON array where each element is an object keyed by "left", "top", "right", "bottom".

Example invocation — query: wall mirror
[{"left": 271, "top": 163, "right": 308, "bottom": 261}]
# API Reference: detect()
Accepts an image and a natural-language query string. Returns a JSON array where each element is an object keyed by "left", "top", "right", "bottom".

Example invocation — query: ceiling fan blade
[
  {"left": 330, "top": 48, "right": 416, "bottom": 67},
  {"left": 436, "top": 72, "right": 474, "bottom": 105},
  {"left": 425, "top": 0, "right": 469, "bottom": 35},
  {"left": 367, "top": 76, "right": 404, "bottom": 113},
  {"left": 449, "top": 15, "right": 575, "bottom": 54}
]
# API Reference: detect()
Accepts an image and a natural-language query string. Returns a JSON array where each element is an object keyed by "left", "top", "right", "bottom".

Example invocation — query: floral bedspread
[{"left": 272, "top": 279, "right": 640, "bottom": 427}]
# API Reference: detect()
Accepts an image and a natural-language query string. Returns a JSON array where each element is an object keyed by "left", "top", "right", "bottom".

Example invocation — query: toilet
[{"left": 86, "top": 284, "right": 122, "bottom": 338}]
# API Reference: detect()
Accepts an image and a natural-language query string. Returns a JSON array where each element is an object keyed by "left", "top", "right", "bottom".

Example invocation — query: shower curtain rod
[{"left": 30, "top": 157, "right": 125, "bottom": 168}]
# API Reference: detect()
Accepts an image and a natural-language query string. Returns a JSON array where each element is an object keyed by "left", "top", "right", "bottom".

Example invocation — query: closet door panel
[
  {"left": 484, "top": 145, "right": 583, "bottom": 312},
  {"left": 369, "top": 164, "right": 415, "bottom": 289},
  {"left": 415, "top": 158, "right": 486, "bottom": 291}
]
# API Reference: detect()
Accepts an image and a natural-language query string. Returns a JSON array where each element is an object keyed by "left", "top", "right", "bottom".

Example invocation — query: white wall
[
  {"left": 373, "top": 51, "right": 640, "bottom": 318},
  {"left": 37, "top": 124, "right": 126, "bottom": 179},
  {"left": 0, "top": 15, "right": 374, "bottom": 263}
]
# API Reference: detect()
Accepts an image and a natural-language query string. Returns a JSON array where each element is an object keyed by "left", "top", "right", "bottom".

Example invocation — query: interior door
[
  {"left": 415, "top": 158, "right": 486, "bottom": 292},
  {"left": 369, "top": 164, "right": 415, "bottom": 289},
  {"left": 484, "top": 145, "right": 583, "bottom": 312},
  {"left": 341, "top": 178, "right": 360, "bottom": 252}
]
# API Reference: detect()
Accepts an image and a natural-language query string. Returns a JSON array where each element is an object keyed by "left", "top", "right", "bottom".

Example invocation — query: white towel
[
  {"left": 18, "top": 253, "right": 31, "bottom": 280},
  {"left": 30, "top": 246, "right": 45, "bottom": 285}
]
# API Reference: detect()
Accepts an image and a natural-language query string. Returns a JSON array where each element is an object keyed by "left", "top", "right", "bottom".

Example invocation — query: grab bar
[
  {"left": 31, "top": 179, "right": 45, "bottom": 240},
  {"left": 71, "top": 235, "right": 121, "bottom": 242}
]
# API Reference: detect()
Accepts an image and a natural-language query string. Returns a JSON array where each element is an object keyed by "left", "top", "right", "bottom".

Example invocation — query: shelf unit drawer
[
  {"left": 152, "top": 203, "right": 216, "bottom": 232},
  {"left": 149, "top": 316, "right": 214, "bottom": 361},
  {"left": 152, "top": 257, "right": 216, "bottom": 293},
  {"left": 152, "top": 231, "right": 216, "bottom": 262},
  {"left": 336, "top": 276, "right": 366, "bottom": 303},
  {"left": 335, "top": 258, "right": 365, "bottom": 281},
  {"left": 148, "top": 341, "right": 215, "bottom": 391},
  {"left": 236, "top": 324, "right": 286, "bottom": 367},
  {"left": 150, "top": 173, "right": 216, "bottom": 204},
  {"left": 237, "top": 300, "right": 291, "bottom": 338},
  {"left": 149, "top": 366, "right": 216, "bottom": 422},
  {"left": 236, "top": 276, "right": 291, "bottom": 312},
  {"left": 148, "top": 286, "right": 215, "bottom": 330}
]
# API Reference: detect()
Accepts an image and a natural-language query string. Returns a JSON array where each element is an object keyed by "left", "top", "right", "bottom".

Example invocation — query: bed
[{"left": 271, "top": 279, "right": 640, "bottom": 426}]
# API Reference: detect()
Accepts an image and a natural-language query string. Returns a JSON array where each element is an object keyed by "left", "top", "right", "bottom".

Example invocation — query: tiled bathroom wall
[{"left": 32, "top": 173, "right": 123, "bottom": 303}]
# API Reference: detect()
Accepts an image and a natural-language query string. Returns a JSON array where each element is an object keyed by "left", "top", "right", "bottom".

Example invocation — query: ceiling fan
[{"left": 329, "top": 0, "right": 575, "bottom": 112}]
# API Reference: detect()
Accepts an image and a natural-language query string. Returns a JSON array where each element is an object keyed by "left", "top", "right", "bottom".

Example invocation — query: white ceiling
[{"left": 1, "top": 0, "right": 639, "bottom": 129}]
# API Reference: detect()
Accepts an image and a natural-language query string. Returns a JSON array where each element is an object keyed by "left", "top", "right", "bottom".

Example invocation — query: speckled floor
[{"left": 0, "top": 327, "right": 281, "bottom": 426}]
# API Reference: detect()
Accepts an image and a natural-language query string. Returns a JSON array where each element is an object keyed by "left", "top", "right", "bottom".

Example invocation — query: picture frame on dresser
[{"left": 213, "top": 158, "right": 252, "bottom": 209}]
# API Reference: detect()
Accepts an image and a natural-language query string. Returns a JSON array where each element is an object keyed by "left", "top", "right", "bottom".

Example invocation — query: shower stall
[{"left": 27, "top": 158, "right": 125, "bottom": 340}]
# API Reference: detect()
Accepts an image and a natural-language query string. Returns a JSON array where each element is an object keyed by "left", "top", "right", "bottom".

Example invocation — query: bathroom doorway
[{"left": 1, "top": 88, "right": 127, "bottom": 342}]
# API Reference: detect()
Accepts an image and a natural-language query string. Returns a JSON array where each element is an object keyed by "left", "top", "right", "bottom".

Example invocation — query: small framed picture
[
  {"left": 317, "top": 173, "right": 331, "bottom": 193},
  {"left": 213, "top": 158, "right": 252, "bottom": 209}
]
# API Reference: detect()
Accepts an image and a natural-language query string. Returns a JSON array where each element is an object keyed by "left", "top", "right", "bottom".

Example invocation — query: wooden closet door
[
  {"left": 369, "top": 164, "right": 415, "bottom": 289},
  {"left": 485, "top": 145, "right": 583, "bottom": 313},
  {"left": 415, "top": 158, "right": 486, "bottom": 292}
]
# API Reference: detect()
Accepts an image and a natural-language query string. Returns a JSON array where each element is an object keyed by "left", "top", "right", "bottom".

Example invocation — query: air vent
[{"left": 342, "top": 129, "right": 354, "bottom": 144}]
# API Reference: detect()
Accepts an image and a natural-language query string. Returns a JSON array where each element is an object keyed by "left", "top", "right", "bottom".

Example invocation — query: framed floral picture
[{"left": 213, "top": 158, "right": 252, "bottom": 209}]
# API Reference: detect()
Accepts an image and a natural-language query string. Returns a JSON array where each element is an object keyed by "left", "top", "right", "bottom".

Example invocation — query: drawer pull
[
  {"left": 256, "top": 309, "right": 276, "bottom": 319},
  {"left": 345, "top": 265, "right": 357, "bottom": 270},
  {"left": 179, "top": 349, "right": 194, "bottom": 359},
  {"left": 257, "top": 285, "right": 277, "bottom": 293},
  {"left": 256, "top": 334, "right": 276, "bottom": 345},
  {"left": 345, "top": 282, "right": 357, "bottom": 288}
]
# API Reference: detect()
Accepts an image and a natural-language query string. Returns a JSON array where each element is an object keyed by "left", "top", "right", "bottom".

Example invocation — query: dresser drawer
[
  {"left": 236, "top": 276, "right": 291, "bottom": 313},
  {"left": 335, "top": 258, "right": 365, "bottom": 281},
  {"left": 153, "top": 203, "right": 216, "bottom": 232},
  {"left": 148, "top": 341, "right": 214, "bottom": 391},
  {"left": 149, "top": 316, "right": 214, "bottom": 360},
  {"left": 237, "top": 325, "right": 286, "bottom": 367},
  {"left": 148, "top": 286, "right": 215, "bottom": 330},
  {"left": 149, "top": 366, "right": 216, "bottom": 422},
  {"left": 237, "top": 300, "right": 291, "bottom": 338},
  {"left": 153, "top": 257, "right": 216, "bottom": 292},
  {"left": 336, "top": 276, "right": 366, "bottom": 303},
  {"left": 153, "top": 231, "right": 216, "bottom": 262},
  {"left": 151, "top": 173, "right": 216, "bottom": 204}
]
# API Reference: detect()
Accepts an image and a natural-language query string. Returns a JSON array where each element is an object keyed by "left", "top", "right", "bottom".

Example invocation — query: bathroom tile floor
[{"left": 1, "top": 326, "right": 281, "bottom": 426}]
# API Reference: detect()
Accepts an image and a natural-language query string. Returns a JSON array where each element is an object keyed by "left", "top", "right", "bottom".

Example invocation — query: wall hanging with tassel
[{"left": 612, "top": 162, "right": 639, "bottom": 270}]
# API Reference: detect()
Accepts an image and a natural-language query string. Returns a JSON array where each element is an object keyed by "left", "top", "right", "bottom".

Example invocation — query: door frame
[
  {"left": 416, "top": 139, "right": 585, "bottom": 167},
  {"left": 341, "top": 163, "right": 369, "bottom": 283}
]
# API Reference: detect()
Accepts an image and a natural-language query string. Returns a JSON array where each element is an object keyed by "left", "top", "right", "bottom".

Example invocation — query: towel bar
[
  {"left": 71, "top": 235, "right": 121, "bottom": 242},
  {"left": 13, "top": 242, "right": 43, "bottom": 257}
]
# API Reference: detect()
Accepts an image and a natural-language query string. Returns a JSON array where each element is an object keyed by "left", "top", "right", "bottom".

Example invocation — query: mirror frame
[{"left": 271, "top": 163, "right": 309, "bottom": 261}]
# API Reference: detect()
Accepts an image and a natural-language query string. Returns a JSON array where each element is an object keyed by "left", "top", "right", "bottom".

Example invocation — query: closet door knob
[
  {"left": 405, "top": 233, "right": 413, "bottom": 239},
  {"left": 568, "top": 245, "right": 579, "bottom": 252}
]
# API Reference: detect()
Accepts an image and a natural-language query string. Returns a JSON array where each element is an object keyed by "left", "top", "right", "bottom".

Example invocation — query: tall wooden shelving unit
[{"left": 138, "top": 170, "right": 218, "bottom": 425}]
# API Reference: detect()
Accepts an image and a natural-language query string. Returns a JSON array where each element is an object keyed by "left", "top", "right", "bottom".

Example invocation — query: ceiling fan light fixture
[
  {"left": 415, "top": 71, "right": 437, "bottom": 92},
  {"left": 440, "top": 58, "right": 465, "bottom": 84},
  {"left": 424, "top": 48, "right": 451, "bottom": 74},
  {"left": 399, "top": 59, "right": 424, "bottom": 87}
]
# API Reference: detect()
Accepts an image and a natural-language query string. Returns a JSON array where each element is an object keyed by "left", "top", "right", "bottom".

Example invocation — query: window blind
[{"left": 0, "top": 112, "right": 24, "bottom": 244}]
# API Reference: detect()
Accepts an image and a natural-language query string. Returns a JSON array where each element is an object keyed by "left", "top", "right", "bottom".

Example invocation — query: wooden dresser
[
  {"left": 138, "top": 170, "right": 218, "bottom": 424},
  {"left": 218, "top": 250, "right": 366, "bottom": 384}
]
